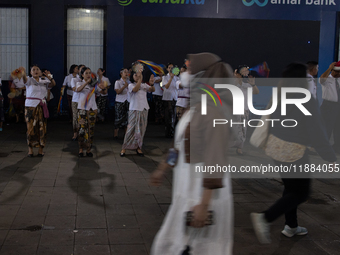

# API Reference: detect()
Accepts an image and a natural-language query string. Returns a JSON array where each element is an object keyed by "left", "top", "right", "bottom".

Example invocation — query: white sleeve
[
  {"left": 114, "top": 80, "right": 120, "bottom": 90},
  {"left": 128, "top": 83, "right": 135, "bottom": 93},
  {"left": 176, "top": 80, "right": 181, "bottom": 90},
  {"left": 71, "top": 78, "right": 77, "bottom": 88},
  {"left": 63, "top": 76, "right": 68, "bottom": 86}
]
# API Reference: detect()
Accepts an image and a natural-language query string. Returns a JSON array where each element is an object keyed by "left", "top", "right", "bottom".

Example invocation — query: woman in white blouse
[
  {"left": 96, "top": 68, "right": 111, "bottom": 122},
  {"left": 76, "top": 67, "right": 106, "bottom": 157},
  {"left": 114, "top": 68, "right": 130, "bottom": 139},
  {"left": 120, "top": 69, "right": 155, "bottom": 156},
  {"left": 62, "top": 64, "right": 79, "bottom": 122},
  {"left": 23, "top": 65, "right": 56, "bottom": 157},
  {"left": 70, "top": 64, "right": 85, "bottom": 141}
]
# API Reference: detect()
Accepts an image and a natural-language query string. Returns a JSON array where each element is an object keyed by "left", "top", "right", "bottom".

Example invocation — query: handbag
[{"left": 265, "top": 134, "right": 306, "bottom": 162}]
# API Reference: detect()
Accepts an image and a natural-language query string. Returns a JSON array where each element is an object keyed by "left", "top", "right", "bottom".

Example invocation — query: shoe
[
  {"left": 113, "top": 136, "right": 118, "bottom": 140},
  {"left": 72, "top": 137, "right": 78, "bottom": 141},
  {"left": 37, "top": 153, "right": 44, "bottom": 157},
  {"left": 27, "top": 154, "right": 33, "bottom": 158},
  {"left": 250, "top": 213, "right": 271, "bottom": 244},
  {"left": 78, "top": 153, "right": 84, "bottom": 158},
  {"left": 281, "top": 225, "right": 308, "bottom": 237},
  {"left": 136, "top": 149, "right": 144, "bottom": 157},
  {"left": 120, "top": 152, "right": 125, "bottom": 157},
  {"left": 236, "top": 149, "right": 244, "bottom": 156},
  {"left": 86, "top": 152, "right": 93, "bottom": 157}
]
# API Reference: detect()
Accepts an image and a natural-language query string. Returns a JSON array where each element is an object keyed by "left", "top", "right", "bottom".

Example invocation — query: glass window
[
  {"left": 0, "top": 8, "right": 29, "bottom": 80},
  {"left": 67, "top": 8, "right": 104, "bottom": 72}
]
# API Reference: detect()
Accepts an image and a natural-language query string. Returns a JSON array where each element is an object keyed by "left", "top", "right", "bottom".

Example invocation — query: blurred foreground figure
[
  {"left": 150, "top": 53, "right": 234, "bottom": 255},
  {"left": 251, "top": 63, "right": 336, "bottom": 244}
]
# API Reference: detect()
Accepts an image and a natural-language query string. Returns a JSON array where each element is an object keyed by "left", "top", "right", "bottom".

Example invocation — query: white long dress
[{"left": 151, "top": 109, "right": 234, "bottom": 255}]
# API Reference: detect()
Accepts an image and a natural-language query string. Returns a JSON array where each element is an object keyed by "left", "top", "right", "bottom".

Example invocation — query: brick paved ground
[{"left": 0, "top": 120, "right": 339, "bottom": 255}]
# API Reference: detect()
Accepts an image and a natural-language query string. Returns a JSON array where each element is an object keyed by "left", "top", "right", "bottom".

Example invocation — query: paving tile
[
  {"left": 106, "top": 215, "right": 138, "bottom": 229},
  {"left": 11, "top": 215, "right": 45, "bottom": 230},
  {"left": 75, "top": 229, "right": 109, "bottom": 245},
  {"left": 4, "top": 230, "right": 41, "bottom": 245},
  {"left": 110, "top": 244, "right": 148, "bottom": 255},
  {"left": 108, "top": 229, "right": 143, "bottom": 244},
  {"left": 47, "top": 204, "right": 77, "bottom": 216},
  {"left": 76, "top": 215, "right": 107, "bottom": 229},
  {"left": 37, "top": 245, "right": 74, "bottom": 255},
  {"left": 44, "top": 215, "right": 75, "bottom": 230},
  {"left": 39, "top": 229, "right": 74, "bottom": 246},
  {"left": 74, "top": 245, "right": 110, "bottom": 255},
  {"left": 0, "top": 245, "right": 38, "bottom": 255}
]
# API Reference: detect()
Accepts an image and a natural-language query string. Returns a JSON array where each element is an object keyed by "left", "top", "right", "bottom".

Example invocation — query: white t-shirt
[
  {"left": 320, "top": 74, "right": 339, "bottom": 102},
  {"left": 162, "top": 73, "right": 179, "bottom": 101},
  {"left": 96, "top": 76, "right": 111, "bottom": 97},
  {"left": 176, "top": 80, "right": 189, "bottom": 108},
  {"left": 128, "top": 83, "right": 151, "bottom": 111},
  {"left": 77, "top": 81, "right": 97, "bottom": 111},
  {"left": 71, "top": 76, "right": 82, "bottom": 103},
  {"left": 115, "top": 78, "right": 130, "bottom": 103},
  {"left": 63, "top": 74, "right": 77, "bottom": 96},
  {"left": 152, "top": 76, "right": 163, "bottom": 96},
  {"left": 25, "top": 77, "right": 51, "bottom": 107}
]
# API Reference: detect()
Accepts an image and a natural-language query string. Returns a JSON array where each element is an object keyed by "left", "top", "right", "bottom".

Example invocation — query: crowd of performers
[{"left": 2, "top": 59, "right": 333, "bottom": 159}]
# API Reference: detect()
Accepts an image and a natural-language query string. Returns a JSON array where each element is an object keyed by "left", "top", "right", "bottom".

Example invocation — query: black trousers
[
  {"left": 163, "top": 100, "right": 176, "bottom": 137},
  {"left": 264, "top": 153, "right": 310, "bottom": 228}
]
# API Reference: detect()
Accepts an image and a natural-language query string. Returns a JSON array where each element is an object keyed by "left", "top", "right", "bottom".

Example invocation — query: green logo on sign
[{"left": 118, "top": 0, "right": 133, "bottom": 6}]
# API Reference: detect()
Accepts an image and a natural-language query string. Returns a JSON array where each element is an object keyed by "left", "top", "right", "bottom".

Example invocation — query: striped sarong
[{"left": 122, "top": 109, "right": 148, "bottom": 150}]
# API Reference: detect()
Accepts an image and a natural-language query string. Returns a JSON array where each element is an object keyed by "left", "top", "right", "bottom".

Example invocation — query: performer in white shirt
[
  {"left": 114, "top": 68, "right": 130, "bottom": 139},
  {"left": 76, "top": 67, "right": 106, "bottom": 157},
  {"left": 96, "top": 68, "right": 111, "bottom": 122},
  {"left": 162, "top": 63, "right": 179, "bottom": 137},
  {"left": 70, "top": 64, "right": 85, "bottom": 141},
  {"left": 23, "top": 65, "right": 56, "bottom": 157},
  {"left": 120, "top": 68, "right": 155, "bottom": 157},
  {"left": 152, "top": 73, "right": 164, "bottom": 124},
  {"left": 306, "top": 61, "right": 318, "bottom": 99},
  {"left": 232, "top": 65, "right": 259, "bottom": 156},
  {"left": 62, "top": 65, "right": 79, "bottom": 122},
  {"left": 10, "top": 67, "right": 26, "bottom": 123},
  {"left": 175, "top": 65, "right": 189, "bottom": 125},
  {"left": 319, "top": 61, "right": 340, "bottom": 151}
]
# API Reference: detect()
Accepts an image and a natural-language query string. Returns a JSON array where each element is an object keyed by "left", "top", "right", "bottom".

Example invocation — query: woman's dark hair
[
  {"left": 143, "top": 69, "right": 154, "bottom": 84},
  {"left": 98, "top": 68, "right": 105, "bottom": 73},
  {"left": 78, "top": 64, "right": 85, "bottom": 69},
  {"left": 236, "top": 64, "right": 249, "bottom": 74},
  {"left": 30, "top": 64, "right": 39, "bottom": 70},
  {"left": 182, "top": 64, "right": 187, "bottom": 70},
  {"left": 80, "top": 66, "right": 90, "bottom": 79},
  {"left": 166, "top": 63, "right": 174, "bottom": 69},
  {"left": 69, "top": 64, "right": 78, "bottom": 74},
  {"left": 40, "top": 68, "right": 47, "bottom": 76},
  {"left": 120, "top": 68, "right": 128, "bottom": 77},
  {"left": 280, "top": 62, "right": 307, "bottom": 89},
  {"left": 130, "top": 70, "right": 137, "bottom": 83}
]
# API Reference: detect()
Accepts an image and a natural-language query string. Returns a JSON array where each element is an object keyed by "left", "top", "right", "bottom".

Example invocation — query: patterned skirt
[
  {"left": 122, "top": 109, "right": 148, "bottom": 150},
  {"left": 114, "top": 101, "right": 129, "bottom": 129},
  {"left": 78, "top": 109, "right": 97, "bottom": 150},
  {"left": 25, "top": 105, "right": 47, "bottom": 148},
  {"left": 72, "top": 102, "right": 78, "bottom": 133},
  {"left": 96, "top": 96, "right": 108, "bottom": 118}
]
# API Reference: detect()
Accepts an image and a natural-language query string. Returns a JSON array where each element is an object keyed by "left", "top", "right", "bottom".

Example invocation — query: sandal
[
  {"left": 27, "top": 154, "right": 33, "bottom": 158},
  {"left": 86, "top": 152, "right": 93, "bottom": 157},
  {"left": 37, "top": 153, "right": 44, "bottom": 157},
  {"left": 136, "top": 149, "right": 144, "bottom": 157},
  {"left": 78, "top": 152, "right": 84, "bottom": 158}
]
